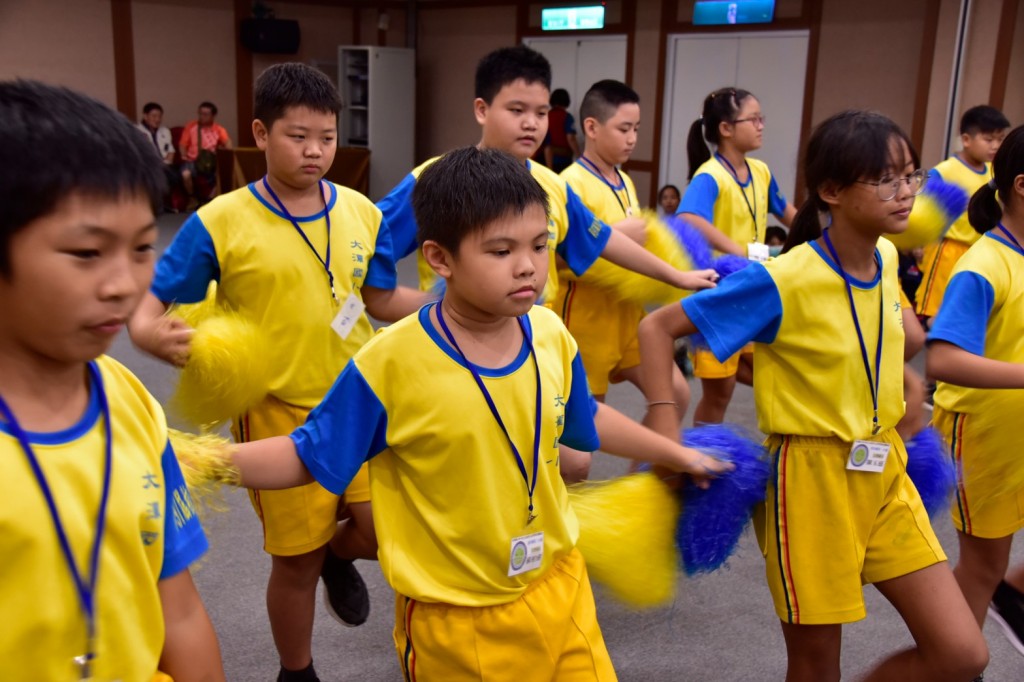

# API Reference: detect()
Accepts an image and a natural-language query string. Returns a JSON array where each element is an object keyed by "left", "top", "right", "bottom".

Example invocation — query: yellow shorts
[
  {"left": 753, "top": 431, "right": 945, "bottom": 625},
  {"left": 934, "top": 405, "right": 1024, "bottom": 539},
  {"left": 557, "top": 280, "right": 644, "bottom": 395},
  {"left": 393, "top": 548, "right": 616, "bottom": 682},
  {"left": 233, "top": 394, "right": 371, "bottom": 556},
  {"left": 915, "top": 238, "right": 971, "bottom": 318},
  {"left": 692, "top": 343, "right": 754, "bottom": 379}
]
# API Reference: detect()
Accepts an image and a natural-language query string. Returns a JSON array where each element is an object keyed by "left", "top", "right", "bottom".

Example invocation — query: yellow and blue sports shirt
[
  {"left": 377, "top": 158, "right": 612, "bottom": 302},
  {"left": 152, "top": 182, "right": 398, "bottom": 408},
  {"left": 929, "top": 230, "right": 1024, "bottom": 416},
  {"left": 931, "top": 156, "right": 992, "bottom": 246},
  {"left": 678, "top": 155, "right": 788, "bottom": 247},
  {"left": 291, "top": 304, "right": 599, "bottom": 607},
  {"left": 0, "top": 356, "right": 207, "bottom": 681},
  {"left": 682, "top": 237, "right": 906, "bottom": 441}
]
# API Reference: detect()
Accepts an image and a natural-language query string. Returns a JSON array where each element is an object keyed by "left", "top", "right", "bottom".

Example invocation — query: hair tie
[{"left": 988, "top": 178, "right": 998, "bottom": 190}]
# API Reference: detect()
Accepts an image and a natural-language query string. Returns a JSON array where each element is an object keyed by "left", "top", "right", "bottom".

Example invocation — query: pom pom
[
  {"left": 665, "top": 215, "right": 714, "bottom": 270},
  {"left": 885, "top": 177, "right": 968, "bottom": 251},
  {"left": 574, "top": 210, "right": 697, "bottom": 306},
  {"left": 171, "top": 308, "right": 273, "bottom": 427},
  {"left": 168, "top": 429, "right": 239, "bottom": 514},
  {"left": 569, "top": 472, "right": 681, "bottom": 608},
  {"left": 677, "top": 424, "right": 770, "bottom": 576},
  {"left": 904, "top": 426, "right": 955, "bottom": 518},
  {"left": 711, "top": 254, "right": 751, "bottom": 279}
]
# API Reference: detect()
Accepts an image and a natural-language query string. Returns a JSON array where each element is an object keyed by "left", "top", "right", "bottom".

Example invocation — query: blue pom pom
[
  {"left": 924, "top": 177, "right": 969, "bottom": 224},
  {"left": 905, "top": 427, "right": 955, "bottom": 518},
  {"left": 677, "top": 424, "right": 770, "bottom": 576},
  {"left": 429, "top": 277, "right": 447, "bottom": 298},
  {"left": 712, "top": 254, "right": 751, "bottom": 279},
  {"left": 665, "top": 216, "right": 714, "bottom": 270},
  {"left": 690, "top": 331, "right": 710, "bottom": 351}
]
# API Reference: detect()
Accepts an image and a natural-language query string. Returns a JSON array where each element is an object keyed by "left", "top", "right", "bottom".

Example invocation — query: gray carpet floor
[{"left": 104, "top": 213, "right": 1024, "bottom": 681}]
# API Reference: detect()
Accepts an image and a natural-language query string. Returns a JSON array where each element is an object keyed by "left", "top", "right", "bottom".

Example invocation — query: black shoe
[
  {"left": 989, "top": 580, "right": 1024, "bottom": 657},
  {"left": 321, "top": 548, "right": 370, "bottom": 627},
  {"left": 277, "top": 661, "right": 320, "bottom": 682},
  {"left": 674, "top": 342, "right": 694, "bottom": 379}
]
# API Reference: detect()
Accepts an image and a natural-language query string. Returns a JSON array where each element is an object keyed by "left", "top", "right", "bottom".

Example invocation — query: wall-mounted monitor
[
  {"left": 693, "top": 0, "right": 776, "bottom": 26},
  {"left": 542, "top": 5, "right": 606, "bottom": 31}
]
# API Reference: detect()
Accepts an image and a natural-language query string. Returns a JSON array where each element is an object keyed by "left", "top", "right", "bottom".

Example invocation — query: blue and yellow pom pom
[
  {"left": 885, "top": 177, "right": 969, "bottom": 251},
  {"left": 569, "top": 472, "right": 681, "bottom": 608},
  {"left": 904, "top": 426, "right": 955, "bottom": 518}
]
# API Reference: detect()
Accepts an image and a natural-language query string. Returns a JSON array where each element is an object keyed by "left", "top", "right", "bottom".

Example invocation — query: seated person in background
[
  {"left": 658, "top": 184, "right": 681, "bottom": 216},
  {"left": 136, "top": 102, "right": 180, "bottom": 211},
  {"left": 179, "top": 101, "right": 232, "bottom": 204}
]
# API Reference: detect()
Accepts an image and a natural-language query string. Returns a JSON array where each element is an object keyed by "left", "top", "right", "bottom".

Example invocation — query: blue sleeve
[
  {"left": 150, "top": 213, "right": 220, "bottom": 304},
  {"left": 926, "top": 271, "right": 994, "bottom": 355},
  {"left": 290, "top": 361, "right": 388, "bottom": 495},
  {"left": 677, "top": 174, "right": 720, "bottom": 222},
  {"left": 559, "top": 351, "right": 601, "bottom": 452},
  {"left": 681, "top": 263, "right": 783, "bottom": 361},
  {"left": 557, "top": 184, "right": 613, "bottom": 276},
  {"left": 564, "top": 113, "right": 577, "bottom": 135},
  {"left": 375, "top": 173, "right": 419, "bottom": 261},
  {"left": 768, "top": 174, "right": 788, "bottom": 217},
  {"left": 364, "top": 215, "right": 399, "bottom": 290},
  {"left": 159, "top": 441, "right": 209, "bottom": 579}
]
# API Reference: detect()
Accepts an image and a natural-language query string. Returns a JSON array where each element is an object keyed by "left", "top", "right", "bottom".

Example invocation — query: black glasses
[{"left": 854, "top": 169, "right": 926, "bottom": 201}]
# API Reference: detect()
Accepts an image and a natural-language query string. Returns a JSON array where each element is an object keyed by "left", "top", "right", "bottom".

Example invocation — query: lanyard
[
  {"left": 998, "top": 223, "right": 1024, "bottom": 252},
  {"left": 715, "top": 152, "right": 759, "bottom": 242},
  {"left": 576, "top": 156, "right": 632, "bottom": 218},
  {"left": 821, "top": 228, "right": 885, "bottom": 435},
  {"left": 0, "top": 362, "right": 113, "bottom": 679},
  {"left": 435, "top": 303, "right": 542, "bottom": 525},
  {"left": 261, "top": 176, "right": 336, "bottom": 301}
]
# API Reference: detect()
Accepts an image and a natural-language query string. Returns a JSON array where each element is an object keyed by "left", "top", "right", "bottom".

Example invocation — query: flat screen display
[
  {"left": 693, "top": 0, "right": 776, "bottom": 26},
  {"left": 542, "top": 6, "right": 606, "bottom": 31}
]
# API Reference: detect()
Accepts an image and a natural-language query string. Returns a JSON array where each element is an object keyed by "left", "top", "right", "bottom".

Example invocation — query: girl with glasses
[{"left": 640, "top": 110, "right": 987, "bottom": 681}]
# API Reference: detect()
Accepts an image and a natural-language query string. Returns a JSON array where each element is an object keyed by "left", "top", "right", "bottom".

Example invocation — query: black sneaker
[
  {"left": 321, "top": 547, "right": 370, "bottom": 627},
  {"left": 277, "top": 661, "right": 320, "bottom": 682},
  {"left": 989, "top": 580, "right": 1024, "bottom": 657},
  {"left": 674, "top": 341, "right": 694, "bottom": 379}
]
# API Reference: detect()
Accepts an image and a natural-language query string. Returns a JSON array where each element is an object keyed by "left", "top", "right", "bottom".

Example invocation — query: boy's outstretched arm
[
  {"left": 637, "top": 303, "right": 699, "bottom": 440},
  {"left": 128, "top": 292, "right": 194, "bottom": 367},
  {"left": 232, "top": 436, "right": 313, "bottom": 490},
  {"left": 158, "top": 569, "right": 225, "bottom": 682},
  {"left": 926, "top": 341, "right": 1024, "bottom": 389},
  {"left": 363, "top": 284, "right": 433, "bottom": 323},
  {"left": 600, "top": 226, "right": 719, "bottom": 292}
]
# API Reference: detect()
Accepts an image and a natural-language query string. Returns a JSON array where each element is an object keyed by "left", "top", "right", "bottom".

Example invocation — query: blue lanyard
[
  {"left": 998, "top": 223, "right": 1024, "bottom": 252},
  {"left": 576, "top": 156, "right": 632, "bottom": 218},
  {"left": 261, "top": 176, "right": 336, "bottom": 301},
  {"left": 435, "top": 303, "right": 542, "bottom": 525},
  {"left": 0, "top": 362, "right": 113, "bottom": 679},
  {"left": 821, "top": 228, "right": 885, "bottom": 435},
  {"left": 715, "top": 152, "right": 759, "bottom": 242}
]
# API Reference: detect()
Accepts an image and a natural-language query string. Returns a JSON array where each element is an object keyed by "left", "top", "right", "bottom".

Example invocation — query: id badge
[
  {"left": 846, "top": 440, "right": 890, "bottom": 473},
  {"left": 747, "top": 242, "right": 770, "bottom": 262},
  {"left": 330, "top": 292, "right": 366, "bottom": 340},
  {"left": 508, "top": 531, "right": 544, "bottom": 577}
]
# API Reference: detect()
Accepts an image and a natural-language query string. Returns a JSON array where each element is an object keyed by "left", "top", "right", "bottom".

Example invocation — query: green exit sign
[{"left": 542, "top": 6, "right": 605, "bottom": 31}]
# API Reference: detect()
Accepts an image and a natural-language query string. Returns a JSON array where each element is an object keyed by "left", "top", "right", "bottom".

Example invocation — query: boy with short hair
[
  {"left": 376, "top": 45, "right": 717, "bottom": 302},
  {"left": 228, "top": 146, "right": 730, "bottom": 681},
  {"left": 555, "top": 80, "right": 689, "bottom": 479},
  {"left": 915, "top": 104, "right": 1011, "bottom": 321},
  {"left": 0, "top": 80, "right": 223, "bottom": 681},
  {"left": 130, "top": 63, "right": 426, "bottom": 682}
]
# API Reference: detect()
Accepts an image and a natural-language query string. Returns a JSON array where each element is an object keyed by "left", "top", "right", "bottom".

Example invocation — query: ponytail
[
  {"left": 967, "top": 183, "right": 1002, "bottom": 234},
  {"left": 686, "top": 119, "right": 710, "bottom": 180},
  {"left": 782, "top": 199, "right": 825, "bottom": 253}
]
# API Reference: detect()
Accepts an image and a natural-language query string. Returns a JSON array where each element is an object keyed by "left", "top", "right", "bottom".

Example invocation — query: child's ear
[
  {"left": 718, "top": 119, "right": 734, "bottom": 141},
  {"left": 473, "top": 98, "right": 489, "bottom": 126},
  {"left": 818, "top": 181, "right": 842, "bottom": 209},
  {"left": 252, "top": 119, "right": 270, "bottom": 150},
  {"left": 582, "top": 117, "right": 599, "bottom": 139},
  {"left": 422, "top": 240, "right": 455, "bottom": 279}
]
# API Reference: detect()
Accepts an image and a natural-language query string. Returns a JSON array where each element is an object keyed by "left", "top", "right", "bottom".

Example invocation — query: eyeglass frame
[
  {"left": 853, "top": 169, "right": 927, "bottom": 201},
  {"left": 733, "top": 115, "right": 766, "bottom": 127}
]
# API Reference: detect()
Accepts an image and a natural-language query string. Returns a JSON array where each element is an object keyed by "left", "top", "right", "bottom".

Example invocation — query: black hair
[
  {"left": 783, "top": 110, "right": 919, "bottom": 253},
  {"left": 960, "top": 105, "right": 1010, "bottom": 136},
  {"left": 199, "top": 101, "right": 218, "bottom": 115},
  {"left": 686, "top": 87, "right": 755, "bottom": 180},
  {"left": 254, "top": 62, "right": 342, "bottom": 130},
  {"left": 414, "top": 146, "right": 549, "bottom": 254},
  {"left": 474, "top": 46, "right": 551, "bottom": 105},
  {"left": 550, "top": 88, "right": 570, "bottom": 108},
  {"left": 0, "top": 80, "right": 166, "bottom": 278},
  {"left": 658, "top": 184, "right": 680, "bottom": 199},
  {"left": 579, "top": 80, "right": 639, "bottom": 125},
  {"left": 968, "top": 124, "right": 1024, "bottom": 233},
  {"left": 142, "top": 101, "right": 163, "bottom": 115},
  {"left": 765, "top": 225, "right": 788, "bottom": 244}
]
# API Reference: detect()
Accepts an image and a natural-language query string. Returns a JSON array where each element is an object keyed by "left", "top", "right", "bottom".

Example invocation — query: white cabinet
[{"left": 338, "top": 45, "right": 415, "bottom": 200}]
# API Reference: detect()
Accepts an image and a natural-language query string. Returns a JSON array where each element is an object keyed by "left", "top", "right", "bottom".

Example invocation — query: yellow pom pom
[
  {"left": 171, "top": 308, "right": 272, "bottom": 427},
  {"left": 568, "top": 472, "right": 681, "bottom": 608},
  {"left": 884, "top": 194, "right": 947, "bottom": 250},
  {"left": 573, "top": 210, "right": 695, "bottom": 306},
  {"left": 168, "top": 428, "right": 239, "bottom": 514}
]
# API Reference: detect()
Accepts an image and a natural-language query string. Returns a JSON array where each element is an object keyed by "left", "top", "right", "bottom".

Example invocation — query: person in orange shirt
[{"left": 178, "top": 101, "right": 232, "bottom": 203}]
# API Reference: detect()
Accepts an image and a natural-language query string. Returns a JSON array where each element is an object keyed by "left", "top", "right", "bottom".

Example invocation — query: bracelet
[{"left": 646, "top": 400, "right": 678, "bottom": 407}]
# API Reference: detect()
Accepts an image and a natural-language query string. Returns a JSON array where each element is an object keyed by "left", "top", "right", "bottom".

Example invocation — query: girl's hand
[{"left": 672, "top": 268, "right": 719, "bottom": 291}]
